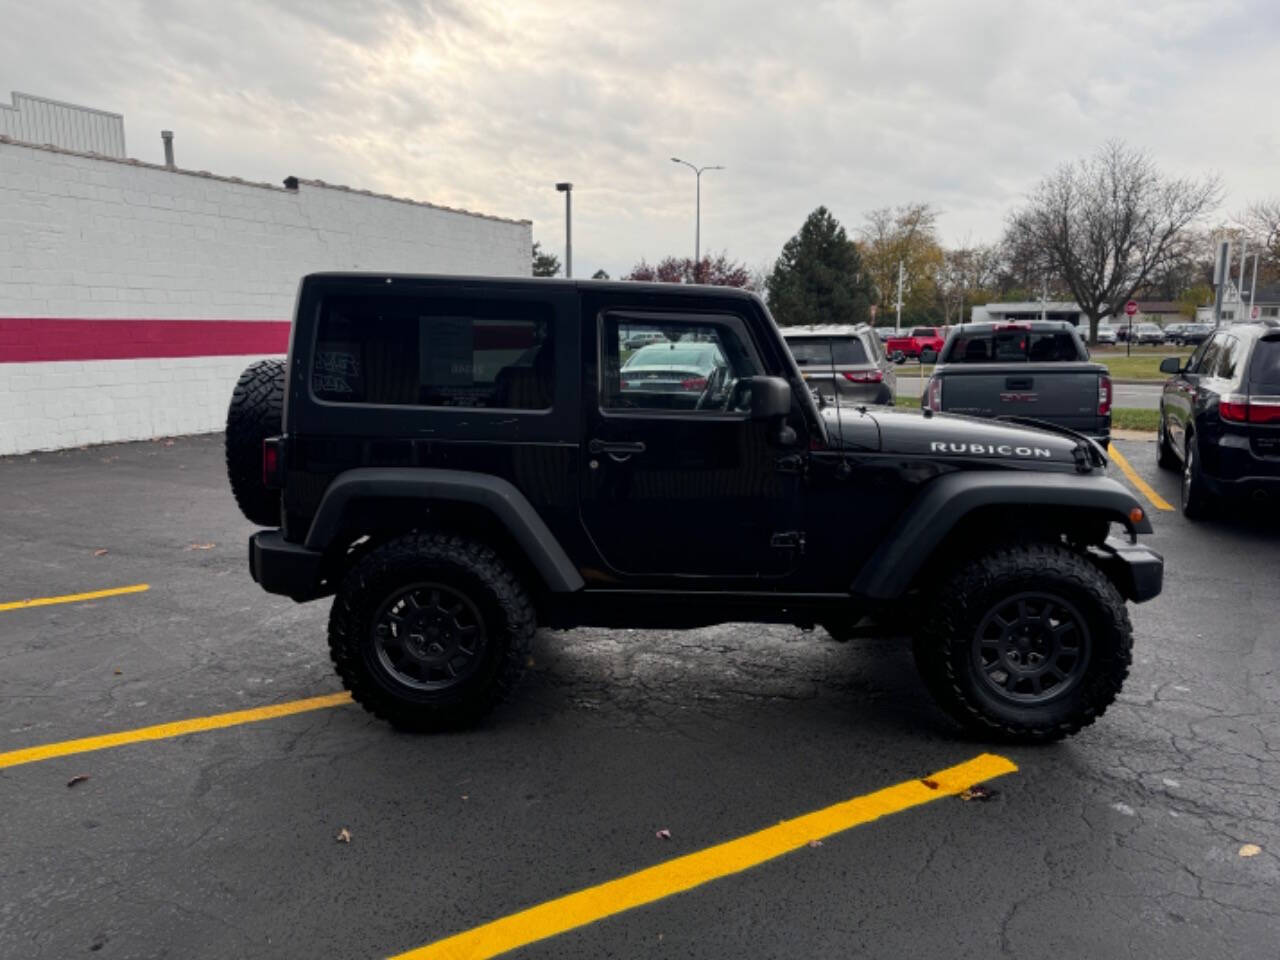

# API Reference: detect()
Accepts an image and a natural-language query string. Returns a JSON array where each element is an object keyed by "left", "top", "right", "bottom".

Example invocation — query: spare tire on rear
[{"left": 225, "top": 358, "right": 285, "bottom": 527}]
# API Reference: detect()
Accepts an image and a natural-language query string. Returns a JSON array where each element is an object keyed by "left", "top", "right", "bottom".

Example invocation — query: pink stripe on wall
[{"left": 0, "top": 317, "right": 291, "bottom": 363}]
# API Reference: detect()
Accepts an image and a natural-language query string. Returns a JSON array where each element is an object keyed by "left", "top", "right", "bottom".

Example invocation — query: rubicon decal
[{"left": 930, "top": 442, "right": 1054, "bottom": 458}]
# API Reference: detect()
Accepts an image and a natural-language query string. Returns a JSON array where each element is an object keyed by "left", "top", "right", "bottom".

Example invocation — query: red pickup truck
[{"left": 885, "top": 326, "right": 947, "bottom": 361}]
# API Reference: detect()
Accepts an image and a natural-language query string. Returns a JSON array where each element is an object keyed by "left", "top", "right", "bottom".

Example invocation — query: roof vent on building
[{"left": 160, "top": 130, "right": 174, "bottom": 168}]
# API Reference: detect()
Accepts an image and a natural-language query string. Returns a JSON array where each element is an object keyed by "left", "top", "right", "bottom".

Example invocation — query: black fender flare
[
  {"left": 852, "top": 470, "right": 1153, "bottom": 600},
  {"left": 304, "top": 468, "right": 584, "bottom": 593}
]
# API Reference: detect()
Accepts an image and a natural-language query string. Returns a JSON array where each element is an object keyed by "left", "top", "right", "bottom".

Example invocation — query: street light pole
[
  {"left": 555, "top": 182, "right": 573, "bottom": 278},
  {"left": 671, "top": 158, "right": 723, "bottom": 272}
]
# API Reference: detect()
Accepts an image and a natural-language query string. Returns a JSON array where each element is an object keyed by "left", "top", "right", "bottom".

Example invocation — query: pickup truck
[
  {"left": 922, "top": 321, "right": 1112, "bottom": 446},
  {"left": 885, "top": 326, "right": 946, "bottom": 362}
]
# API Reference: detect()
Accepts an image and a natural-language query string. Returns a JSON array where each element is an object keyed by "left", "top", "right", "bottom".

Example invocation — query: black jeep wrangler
[{"left": 226, "top": 273, "right": 1162, "bottom": 742}]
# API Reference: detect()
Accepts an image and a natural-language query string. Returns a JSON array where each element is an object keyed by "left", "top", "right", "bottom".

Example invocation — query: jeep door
[{"left": 579, "top": 301, "right": 800, "bottom": 579}]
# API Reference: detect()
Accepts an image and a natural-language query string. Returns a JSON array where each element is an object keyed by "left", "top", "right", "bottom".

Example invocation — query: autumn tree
[
  {"left": 857, "top": 203, "right": 945, "bottom": 326},
  {"left": 766, "top": 207, "right": 873, "bottom": 326},
  {"left": 623, "top": 254, "right": 752, "bottom": 287},
  {"left": 532, "top": 241, "right": 560, "bottom": 277},
  {"left": 938, "top": 243, "right": 1002, "bottom": 325},
  {"left": 1005, "top": 141, "right": 1220, "bottom": 342},
  {"left": 591, "top": 268, "right": 611, "bottom": 280}
]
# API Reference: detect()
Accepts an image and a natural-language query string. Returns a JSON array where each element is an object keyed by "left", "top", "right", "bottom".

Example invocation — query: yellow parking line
[
  {"left": 0, "top": 692, "right": 353, "bottom": 770},
  {"left": 0, "top": 583, "right": 150, "bottom": 613},
  {"left": 1108, "top": 445, "right": 1175, "bottom": 512},
  {"left": 390, "top": 753, "right": 1018, "bottom": 960}
]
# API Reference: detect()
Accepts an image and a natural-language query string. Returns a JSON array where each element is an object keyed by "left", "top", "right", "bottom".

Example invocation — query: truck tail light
[
  {"left": 842, "top": 370, "right": 883, "bottom": 383},
  {"left": 927, "top": 376, "right": 943, "bottom": 411},
  {"left": 1098, "top": 375, "right": 1112, "bottom": 416},
  {"left": 262, "top": 437, "right": 285, "bottom": 489},
  {"left": 1221, "top": 395, "right": 1280, "bottom": 423}
]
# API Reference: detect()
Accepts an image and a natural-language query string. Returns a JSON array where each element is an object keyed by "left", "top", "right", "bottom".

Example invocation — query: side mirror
[
  {"left": 1159, "top": 357, "right": 1183, "bottom": 374},
  {"left": 919, "top": 347, "right": 938, "bottom": 364},
  {"left": 748, "top": 376, "right": 792, "bottom": 420}
]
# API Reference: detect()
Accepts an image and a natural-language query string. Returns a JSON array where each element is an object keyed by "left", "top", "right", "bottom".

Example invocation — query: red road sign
[{"left": 1124, "top": 300, "right": 1139, "bottom": 317}]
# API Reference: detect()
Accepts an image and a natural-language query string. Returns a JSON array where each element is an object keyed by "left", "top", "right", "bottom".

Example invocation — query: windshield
[
  {"left": 943, "top": 330, "right": 1083, "bottom": 363},
  {"left": 623, "top": 343, "right": 723, "bottom": 372},
  {"left": 785, "top": 337, "right": 869, "bottom": 365}
]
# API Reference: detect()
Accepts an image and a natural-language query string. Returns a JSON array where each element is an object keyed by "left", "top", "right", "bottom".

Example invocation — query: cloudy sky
[{"left": 3, "top": 0, "right": 1277, "bottom": 278}]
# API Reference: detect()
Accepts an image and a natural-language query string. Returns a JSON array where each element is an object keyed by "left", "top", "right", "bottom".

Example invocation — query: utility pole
[
  {"left": 895, "top": 260, "right": 904, "bottom": 333},
  {"left": 1040, "top": 276, "right": 1047, "bottom": 323},
  {"left": 1212, "top": 239, "right": 1231, "bottom": 330},
  {"left": 671, "top": 158, "right": 724, "bottom": 274},
  {"left": 1248, "top": 252, "right": 1260, "bottom": 319},
  {"left": 555, "top": 182, "right": 573, "bottom": 278}
]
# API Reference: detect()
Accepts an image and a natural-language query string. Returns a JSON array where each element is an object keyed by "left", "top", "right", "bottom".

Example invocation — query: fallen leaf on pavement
[
  {"left": 335, "top": 828, "right": 351, "bottom": 844},
  {"left": 808, "top": 839, "right": 823, "bottom": 848},
  {"left": 1239, "top": 844, "right": 1262, "bottom": 858},
  {"left": 113, "top": 669, "right": 122, "bottom": 675},
  {"left": 921, "top": 778, "right": 939, "bottom": 790},
  {"left": 67, "top": 775, "right": 91, "bottom": 788},
  {"left": 655, "top": 828, "right": 671, "bottom": 840},
  {"left": 187, "top": 543, "right": 216, "bottom": 551},
  {"left": 93, "top": 549, "right": 109, "bottom": 557},
  {"left": 960, "top": 785, "right": 996, "bottom": 802}
]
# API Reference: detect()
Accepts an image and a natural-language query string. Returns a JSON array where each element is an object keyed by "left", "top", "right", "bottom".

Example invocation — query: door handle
[{"left": 589, "top": 439, "right": 646, "bottom": 455}]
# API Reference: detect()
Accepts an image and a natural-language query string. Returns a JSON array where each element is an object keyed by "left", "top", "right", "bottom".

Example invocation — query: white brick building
[{"left": 0, "top": 132, "right": 532, "bottom": 455}]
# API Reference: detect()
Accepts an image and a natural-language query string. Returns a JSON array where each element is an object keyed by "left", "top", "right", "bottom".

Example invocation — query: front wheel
[
  {"left": 913, "top": 542, "right": 1132, "bottom": 743},
  {"left": 328, "top": 533, "right": 535, "bottom": 731}
]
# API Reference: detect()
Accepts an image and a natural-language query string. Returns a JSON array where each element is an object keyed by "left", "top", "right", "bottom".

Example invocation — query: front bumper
[
  {"left": 249, "top": 530, "right": 329, "bottom": 602},
  {"left": 1091, "top": 536, "right": 1163, "bottom": 603}
]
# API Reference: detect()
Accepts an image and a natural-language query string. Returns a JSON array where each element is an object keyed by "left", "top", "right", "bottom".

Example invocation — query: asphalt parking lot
[{"left": 2, "top": 434, "right": 1278, "bottom": 959}]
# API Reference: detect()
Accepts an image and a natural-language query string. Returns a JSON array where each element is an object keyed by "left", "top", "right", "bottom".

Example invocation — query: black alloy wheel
[
  {"left": 971, "top": 593, "right": 1090, "bottom": 704},
  {"left": 372, "top": 583, "right": 487, "bottom": 692}
]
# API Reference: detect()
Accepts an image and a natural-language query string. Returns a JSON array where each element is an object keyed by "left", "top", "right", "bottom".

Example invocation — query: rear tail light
[
  {"left": 995, "top": 322, "right": 1031, "bottom": 331},
  {"left": 926, "top": 376, "right": 943, "bottom": 411},
  {"left": 262, "top": 437, "right": 284, "bottom": 489},
  {"left": 1098, "top": 375, "right": 1112, "bottom": 416},
  {"left": 842, "top": 370, "right": 884, "bottom": 383},
  {"left": 1221, "top": 395, "right": 1280, "bottom": 423},
  {"left": 680, "top": 377, "right": 707, "bottom": 390}
]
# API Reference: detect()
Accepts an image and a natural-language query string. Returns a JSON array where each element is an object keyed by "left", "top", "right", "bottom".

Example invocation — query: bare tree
[
  {"left": 1006, "top": 142, "right": 1220, "bottom": 342},
  {"left": 1241, "top": 199, "right": 1280, "bottom": 262}
]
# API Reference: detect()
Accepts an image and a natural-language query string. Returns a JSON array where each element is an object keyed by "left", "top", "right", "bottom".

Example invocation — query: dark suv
[
  {"left": 226, "top": 273, "right": 1163, "bottom": 743},
  {"left": 782, "top": 324, "right": 895, "bottom": 405},
  {"left": 1157, "top": 321, "right": 1280, "bottom": 517}
]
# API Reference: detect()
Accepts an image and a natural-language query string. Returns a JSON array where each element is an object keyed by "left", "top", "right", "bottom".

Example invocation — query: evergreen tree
[{"left": 767, "top": 207, "right": 873, "bottom": 326}]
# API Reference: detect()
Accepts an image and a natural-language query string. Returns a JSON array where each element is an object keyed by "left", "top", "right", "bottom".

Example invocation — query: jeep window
[
  {"left": 601, "top": 316, "right": 760, "bottom": 412},
  {"left": 312, "top": 295, "right": 553, "bottom": 409},
  {"left": 784, "top": 337, "right": 869, "bottom": 366},
  {"left": 943, "top": 330, "right": 1082, "bottom": 363}
]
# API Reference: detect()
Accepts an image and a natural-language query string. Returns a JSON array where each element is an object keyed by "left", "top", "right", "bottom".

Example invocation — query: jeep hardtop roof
[{"left": 299, "top": 271, "right": 766, "bottom": 303}]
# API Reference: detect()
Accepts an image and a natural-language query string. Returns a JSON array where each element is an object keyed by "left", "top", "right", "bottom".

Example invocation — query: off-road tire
[
  {"left": 1180, "top": 434, "right": 1213, "bottom": 521},
  {"left": 913, "top": 542, "right": 1132, "bottom": 743},
  {"left": 225, "top": 358, "right": 286, "bottom": 526},
  {"left": 328, "top": 533, "right": 535, "bottom": 732},
  {"left": 1155, "top": 413, "right": 1178, "bottom": 470}
]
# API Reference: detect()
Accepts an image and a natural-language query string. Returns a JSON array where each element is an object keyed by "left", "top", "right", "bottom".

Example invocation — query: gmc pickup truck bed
[{"left": 923, "top": 321, "right": 1112, "bottom": 446}]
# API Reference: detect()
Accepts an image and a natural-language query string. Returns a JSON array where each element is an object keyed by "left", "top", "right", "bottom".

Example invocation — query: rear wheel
[
  {"left": 1180, "top": 434, "right": 1214, "bottom": 520},
  {"left": 329, "top": 533, "right": 535, "bottom": 731},
  {"left": 1155, "top": 412, "right": 1178, "bottom": 470},
  {"left": 913, "top": 542, "right": 1132, "bottom": 743}
]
